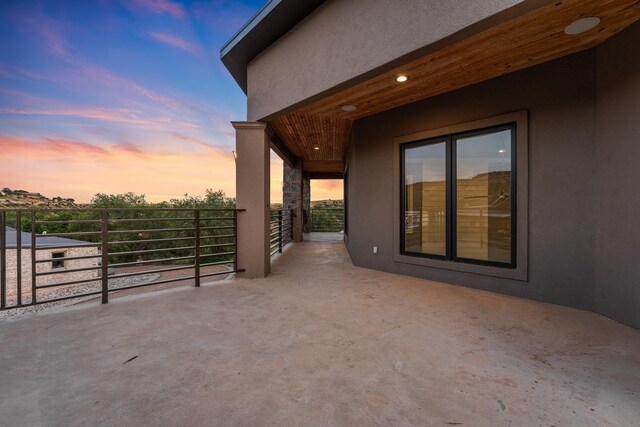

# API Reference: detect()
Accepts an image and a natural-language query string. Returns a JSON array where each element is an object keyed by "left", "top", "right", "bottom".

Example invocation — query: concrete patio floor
[{"left": 1, "top": 239, "right": 639, "bottom": 426}]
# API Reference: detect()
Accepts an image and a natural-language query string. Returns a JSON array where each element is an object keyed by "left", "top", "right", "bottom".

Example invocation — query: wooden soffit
[{"left": 269, "top": 0, "right": 640, "bottom": 174}]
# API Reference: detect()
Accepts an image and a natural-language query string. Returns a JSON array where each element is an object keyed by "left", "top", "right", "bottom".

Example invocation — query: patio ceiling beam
[{"left": 305, "top": 172, "right": 344, "bottom": 180}]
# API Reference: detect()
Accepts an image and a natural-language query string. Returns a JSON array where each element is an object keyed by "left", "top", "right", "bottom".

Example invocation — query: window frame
[
  {"left": 452, "top": 123, "right": 517, "bottom": 268},
  {"left": 400, "top": 136, "right": 450, "bottom": 261},
  {"left": 51, "top": 251, "right": 65, "bottom": 269},
  {"left": 392, "top": 111, "right": 528, "bottom": 281},
  {"left": 400, "top": 124, "right": 516, "bottom": 268}
]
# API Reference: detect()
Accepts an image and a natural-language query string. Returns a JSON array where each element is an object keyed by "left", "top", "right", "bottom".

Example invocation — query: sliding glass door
[{"left": 401, "top": 124, "right": 515, "bottom": 267}]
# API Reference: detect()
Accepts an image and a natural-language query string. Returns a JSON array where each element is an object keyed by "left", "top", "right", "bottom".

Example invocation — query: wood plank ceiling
[{"left": 269, "top": 0, "right": 640, "bottom": 174}]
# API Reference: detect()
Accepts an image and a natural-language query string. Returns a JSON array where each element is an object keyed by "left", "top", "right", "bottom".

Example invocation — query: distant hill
[
  {"left": 310, "top": 199, "right": 343, "bottom": 209},
  {"left": 271, "top": 199, "right": 344, "bottom": 210},
  {"left": 0, "top": 187, "right": 79, "bottom": 209}
]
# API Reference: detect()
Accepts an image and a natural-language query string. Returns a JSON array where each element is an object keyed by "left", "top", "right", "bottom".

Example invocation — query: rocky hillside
[{"left": 0, "top": 188, "right": 78, "bottom": 208}]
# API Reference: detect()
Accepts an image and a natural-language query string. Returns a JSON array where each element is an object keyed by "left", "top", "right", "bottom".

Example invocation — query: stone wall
[
  {"left": 282, "top": 162, "right": 310, "bottom": 239},
  {"left": 282, "top": 162, "right": 301, "bottom": 212},
  {"left": 2, "top": 247, "right": 100, "bottom": 297},
  {"left": 302, "top": 176, "right": 310, "bottom": 233}
]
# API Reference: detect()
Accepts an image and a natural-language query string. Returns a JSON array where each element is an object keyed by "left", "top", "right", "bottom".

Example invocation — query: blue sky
[{"left": 0, "top": 0, "right": 292, "bottom": 202}]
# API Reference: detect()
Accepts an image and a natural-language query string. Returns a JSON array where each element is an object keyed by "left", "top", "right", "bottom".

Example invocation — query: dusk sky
[{"left": 0, "top": 0, "right": 343, "bottom": 203}]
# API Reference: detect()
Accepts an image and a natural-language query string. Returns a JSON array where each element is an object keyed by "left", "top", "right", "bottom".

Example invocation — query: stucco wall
[
  {"left": 346, "top": 49, "right": 599, "bottom": 313},
  {"left": 247, "top": 0, "right": 526, "bottom": 120},
  {"left": 346, "top": 22, "right": 640, "bottom": 328},
  {"left": 2, "top": 247, "right": 99, "bottom": 298},
  {"left": 594, "top": 23, "right": 640, "bottom": 327}
]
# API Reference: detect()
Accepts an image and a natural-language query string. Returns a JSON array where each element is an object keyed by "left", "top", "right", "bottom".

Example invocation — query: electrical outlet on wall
[{"left": 373, "top": 246, "right": 378, "bottom": 254}]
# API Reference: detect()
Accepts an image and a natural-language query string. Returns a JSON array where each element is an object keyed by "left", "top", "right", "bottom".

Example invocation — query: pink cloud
[
  {"left": 129, "top": 0, "right": 186, "bottom": 19},
  {"left": 110, "top": 142, "right": 148, "bottom": 157},
  {"left": 0, "top": 106, "right": 168, "bottom": 127},
  {"left": 148, "top": 32, "right": 203, "bottom": 57},
  {"left": 0, "top": 64, "right": 52, "bottom": 81},
  {"left": 40, "top": 26, "right": 66, "bottom": 57},
  {"left": 0, "top": 135, "right": 237, "bottom": 203},
  {"left": 173, "top": 133, "right": 219, "bottom": 150},
  {"left": 0, "top": 135, "right": 109, "bottom": 160},
  {"left": 72, "top": 62, "right": 190, "bottom": 112},
  {"left": 44, "top": 138, "right": 110, "bottom": 155},
  {"left": 10, "top": 10, "right": 72, "bottom": 58}
]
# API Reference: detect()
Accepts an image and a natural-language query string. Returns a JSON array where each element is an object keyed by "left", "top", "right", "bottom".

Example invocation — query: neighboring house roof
[
  {"left": 3, "top": 227, "right": 94, "bottom": 249},
  {"left": 220, "top": 0, "right": 326, "bottom": 93}
]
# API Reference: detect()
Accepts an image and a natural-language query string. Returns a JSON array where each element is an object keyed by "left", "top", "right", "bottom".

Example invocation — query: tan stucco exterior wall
[{"left": 247, "top": 0, "right": 527, "bottom": 120}]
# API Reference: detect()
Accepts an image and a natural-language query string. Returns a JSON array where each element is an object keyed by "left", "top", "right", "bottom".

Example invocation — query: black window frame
[
  {"left": 400, "top": 122, "right": 517, "bottom": 269},
  {"left": 51, "top": 251, "right": 65, "bottom": 269}
]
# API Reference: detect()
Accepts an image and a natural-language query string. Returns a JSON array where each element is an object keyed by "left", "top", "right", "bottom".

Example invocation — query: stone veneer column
[
  {"left": 232, "top": 122, "right": 270, "bottom": 278},
  {"left": 302, "top": 174, "right": 311, "bottom": 233},
  {"left": 282, "top": 161, "right": 304, "bottom": 241}
]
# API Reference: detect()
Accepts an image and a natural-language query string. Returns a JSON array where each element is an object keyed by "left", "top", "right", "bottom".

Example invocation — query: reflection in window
[
  {"left": 456, "top": 130, "right": 512, "bottom": 264},
  {"left": 401, "top": 124, "right": 515, "bottom": 267},
  {"left": 403, "top": 140, "right": 446, "bottom": 256}
]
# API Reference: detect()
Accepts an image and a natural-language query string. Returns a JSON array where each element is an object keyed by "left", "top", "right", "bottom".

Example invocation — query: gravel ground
[
  {"left": 0, "top": 264, "right": 231, "bottom": 319},
  {"left": 0, "top": 273, "right": 159, "bottom": 319}
]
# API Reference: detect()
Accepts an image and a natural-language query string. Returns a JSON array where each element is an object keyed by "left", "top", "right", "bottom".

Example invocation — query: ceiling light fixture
[
  {"left": 314, "top": 146, "right": 320, "bottom": 150},
  {"left": 498, "top": 149, "right": 506, "bottom": 153},
  {"left": 564, "top": 17, "right": 601, "bottom": 35},
  {"left": 396, "top": 75, "right": 408, "bottom": 83},
  {"left": 341, "top": 105, "right": 357, "bottom": 112}
]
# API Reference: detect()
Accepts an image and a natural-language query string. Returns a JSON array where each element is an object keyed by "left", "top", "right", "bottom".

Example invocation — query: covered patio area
[{"left": 1, "top": 239, "right": 638, "bottom": 426}]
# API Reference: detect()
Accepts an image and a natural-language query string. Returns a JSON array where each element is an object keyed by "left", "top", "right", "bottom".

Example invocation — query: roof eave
[{"left": 219, "top": 0, "right": 326, "bottom": 93}]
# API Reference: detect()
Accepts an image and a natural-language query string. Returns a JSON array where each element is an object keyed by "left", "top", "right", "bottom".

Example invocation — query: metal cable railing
[
  {"left": 308, "top": 208, "right": 344, "bottom": 232},
  {"left": 269, "top": 209, "right": 294, "bottom": 256},
  {"left": 0, "top": 208, "right": 245, "bottom": 309}
]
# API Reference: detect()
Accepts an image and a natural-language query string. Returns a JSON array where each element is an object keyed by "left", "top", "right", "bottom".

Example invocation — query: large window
[{"left": 401, "top": 124, "right": 515, "bottom": 267}]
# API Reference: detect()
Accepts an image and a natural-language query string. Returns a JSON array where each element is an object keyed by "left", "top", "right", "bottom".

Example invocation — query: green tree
[{"left": 91, "top": 192, "right": 147, "bottom": 208}]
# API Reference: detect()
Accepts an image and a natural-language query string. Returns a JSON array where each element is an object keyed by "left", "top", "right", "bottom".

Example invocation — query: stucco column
[
  {"left": 283, "top": 161, "right": 304, "bottom": 242},
  {"left": 233, "top": 121, "right": 270, "bottom": 278}
]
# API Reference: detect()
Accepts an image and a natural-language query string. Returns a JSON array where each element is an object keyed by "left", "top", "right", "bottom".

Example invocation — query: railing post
[
  {"left": 30, "top": 210, "right": 37, "bottom": 304},
  {"left": 278, "top": 210, "right": 283, "bottom": 253},
  {"left": 290, "top": 209, "right": 294, "bottom": 242},
  {"left": 100, "top": 210, "right": 109, "bottom": 304},
  {"left": 0, "top": 211, "right": 6, "bottom": 309},
  {"left": 233, "top": 210, "right": 238, "bottom": 272},
  {"left": 16, "top": 210, "right": 22, "bottom": 306},
  {"left": 194, "top": 209, "right": 201, "bottom": 287}
]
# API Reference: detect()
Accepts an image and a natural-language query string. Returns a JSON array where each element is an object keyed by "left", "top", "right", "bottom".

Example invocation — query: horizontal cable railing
[
  {"left": 269, "top": 209, "right": 294, "bottom": 256},
  {"left": 0, "top": 208, "right": 245, "bottom": 310},
  {"left": 308, "top": 208, "right": 344, "bottom": 232}
]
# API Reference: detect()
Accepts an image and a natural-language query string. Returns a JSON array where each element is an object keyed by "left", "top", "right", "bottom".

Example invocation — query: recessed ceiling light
[
  {"left": 313, "top": 146, "right": 320, "bottom": 150},
  {"left": 396, "top": 75, "right": 408, "bottom": 83},
  {"left": 498, "top": 149, "right": 506, "bottom": 153},
  {"left": 341, "top": 104, "right": 357, "bottom": 112},
  {"left": 564, "top": 17, "right": 601, "bottom": 35}
]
